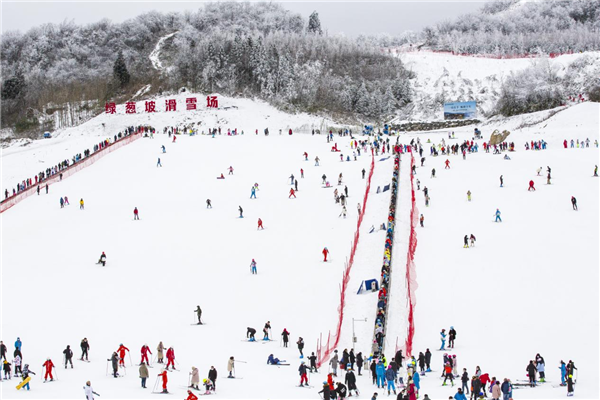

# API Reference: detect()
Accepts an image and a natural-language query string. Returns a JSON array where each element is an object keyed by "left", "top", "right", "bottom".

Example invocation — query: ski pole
[
  {"left": 152, "top": 375, "right": 160, "bottom": 393},
  {"left": 105, "top": 360, "right": 109, "bottom": 376},
  {"left": 128, "top": 352, "right": 132, "bottom": 367}
]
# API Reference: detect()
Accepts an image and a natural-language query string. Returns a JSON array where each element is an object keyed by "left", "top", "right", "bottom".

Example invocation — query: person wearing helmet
[
  {"left": 158, "top": 368, "right": 168, "bottom": 393},
  {"left": 298, "top": 360, "right": 309, "bottom": 386},
  {"left": 42, "top": 358, "right": 55, "bottom": 382},
  {"left": 140, "top": 344, "right": 152, "bottom": 365},
  {"left": 20, "top": 364, "right": 35, "bottom": 390},
  {"left": 203, "top": 378, "right": 214, "bottom": 394},
  {"left": 318, "top": 381, "right": 331, "bottom": 399},
  {"left": 63, "top": 345, "right": 74, "bottom": 369},
  {"left": 83, "top": 380, "right": 100, "bottom": 400},
  {"left": 117, "top": 344, "right": 129, "bottom": 367},
  {"left": 97, "top": 252, "right": 106, "bottom": 266},
  {"left": 185, "top": 389, "right": 198, "bottom": 400}
]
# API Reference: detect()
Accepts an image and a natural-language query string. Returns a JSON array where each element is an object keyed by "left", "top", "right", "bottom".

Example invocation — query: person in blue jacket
[
  {"left": 375, "top": 360, "right": 386, "bottom": 388},
  {"left": 453, "top": 388, "right": 467, "bottom": 400},
  {"left": 559, "top": 361, "right": 567, "bottom": 386},
  {"left": 495, "top": 209, "right": 502, "bottom": 222},
  {"left": 15, "top": 338, "right": 22, "bottom": 351},
  {"left": 500, "top": 378, "right": 512, "bottom": 400},
  {"left": 412, "top": 370, "right": 421, "bottom": 392},
  {"left": 250, "top": 186, "right": 256, "bottom": 199},
  {"left": 440, "top": 329, "right": 447, "bottom": 350},
  {"left": 385, "top": 365, "right": 397, "bottom": 395},
  {"left": 267, "top": 354, "right": 284, "bottom": 365}
]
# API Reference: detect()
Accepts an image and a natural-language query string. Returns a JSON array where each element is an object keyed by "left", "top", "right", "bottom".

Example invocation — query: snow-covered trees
[
  {"left": 308, "top": 11, "right": 323, "bottom": 35},
  {"left": 113, "top": 51, "right": 130, "bottom": 88}
]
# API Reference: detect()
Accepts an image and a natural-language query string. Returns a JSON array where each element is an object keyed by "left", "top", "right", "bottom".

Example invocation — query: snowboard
[{"left": 16, "top": 377, "right": 31, "bottom": 390}]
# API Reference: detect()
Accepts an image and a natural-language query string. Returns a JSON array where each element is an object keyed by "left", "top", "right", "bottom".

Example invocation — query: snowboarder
[
  {"left": 238, "top": 206, "right": 243, "bottom": 218},
  {"left": 97, "top": 252, "right": 107, "bottom": 266},
  {"left": 141, "top": 344, "right": 152, "bottom": 365},
  {"left": 20, "top": 364, "right": 35, "bottom": 390},
  {"left": 195, "top": 306, "right": 203, "bottom": 324},
  {"left": 571, "top": 196, "right": 578, "bottom": 210},
  {"left": 63, "top": 345, "right": 74, "bottom": 369},
  {"left": 139, "top": 362, "right": 149, "bottom": 388},
  {"left": 158, "top": 369, "right": 169, "bottom": 393},
  {"left": 134, "top": 207, "right": 139, "bottom": 220},
  {"left": 494, "top": 209, "right": 502, "bottom": 222},
  {"left": 323, "top": 247, "right": 330, "bottom": 262},
  {"left": 43, "top": 358, "right": 55, "bottom": 381},
  {"left": 250, "top": 259, "right": 257, "bottom": 274}
]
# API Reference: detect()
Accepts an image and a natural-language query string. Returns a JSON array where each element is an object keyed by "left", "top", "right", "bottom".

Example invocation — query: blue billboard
[{"left": 444, "top": 101, "right": 477, "bottom": 120}]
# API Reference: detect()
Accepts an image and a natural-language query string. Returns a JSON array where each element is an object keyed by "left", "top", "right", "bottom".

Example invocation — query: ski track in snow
[{"left": 149, "top": 32, "right": 178, "bottom": 71}]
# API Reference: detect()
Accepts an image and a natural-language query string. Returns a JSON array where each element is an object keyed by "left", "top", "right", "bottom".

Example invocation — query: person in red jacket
[
  {"left": 563, "top": 139, "right": 568, "bottom": 148},
  {"left": 118, "top": 344, "right": 129, "bottom": 366},
  {"left": 257, "top": 218, "right": 264, "bottom": 230},
  {"left": 158, "top": 369, "right": 169, "bottom": 393},
  {"left": 479, "top": 372, "right": 491, "bottom": 394},
  {"left": 141, "top": 344, "right": 152, "bottom": 365},
  {"left": 134, "top": 207, "right": 139, "bottom": 220},
  {"left": 43, "top": 358, "right": 55, "bottom": 381},
  {"left": 185, "top": 389, "right": 198, "bottom": 400},
  {"left": 528, "top": 180, "right": 536, "bottom": 191},
  {"left": 322, "top": 247, "right": 329, "bottom": 262},
  {"left": 166, "top": 347, "right": 175, "bottom": 370},
  {"left": 289, "top": 188, "right": 296, "bottom": 198},
  {"left": 445, "top": 159, "right": 450, "bottom": 169}
]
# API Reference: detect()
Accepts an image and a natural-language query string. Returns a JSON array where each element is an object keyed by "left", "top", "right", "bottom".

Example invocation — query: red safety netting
[
  {"left": 1, "top": 132, "right": 141, "bottom": 213},
  {"left": 317, "top": 149, "right": 376, "bottom": 367},
  {"left": 404, "top": 152, "right": 419, "bottom": 357}
]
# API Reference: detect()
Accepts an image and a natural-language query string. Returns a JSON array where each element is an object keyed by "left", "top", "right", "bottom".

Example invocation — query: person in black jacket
[
  {"left": 349, "top": 349, "right": 356, "bottom": 370},
  {"left": 345, "top": 368, "right": 359, "bottom": 396},
  {"left": 319, "top": 382, "right": 331, "bottom": 400},
  {"left": 308, "top": 352, "right": 318, "bottom": 373},
  {"left": 336, "top": 382, "right": 348, "bottom": 399},
  {"left": 63, "top": 345, "right": 74, "bottom": 369},
  {"left": 80, "top": 338, "right": 90, "bottom": 361},
  {"left": 417, "top": 352, "right": 426, "bottom": 373},
  {"left": 394, "top": 350, "right": 404, "bottom": 367},
  {"left": 461, "top": 368, "right": 469, "bottom": 394},
  {"left": 471, "top": 375, "right": 481, "bottom": 400},
  {"left": 108, "top": 352, "right": 119, "bottom": 378},
  {"left": 449, "top": 327, "right": 457, "bottom": 348},
  {"left": 526, "top": 360, "right": 537, "bottom": 387},
  {"left": 370, "top": 360, "right": 377, "bottom": 384},
  {"left": 425, "top": 349, "right": 432, "bottom": 372},
  {"left": 246, "top": 327, "right": 256, "bottom": 341},
  {"left": 208, "top": 366, "right": 218, "bottom": 390},
  {"left": 0, "top": 341, "right": 7, "bottom": 361},
  {"left": 281, "top": 329, "right": 290, "bottom": 347},
  {"left": 296, "top": 337, "right": 305, "bottom": 357},
  {"left": 356, "top": 352, "right": 364, "bottom": 375}
]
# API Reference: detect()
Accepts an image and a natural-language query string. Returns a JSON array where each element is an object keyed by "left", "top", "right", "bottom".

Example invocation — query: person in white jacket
[{"left": 84, "top": 381, "right": 100, "bottom": 400}]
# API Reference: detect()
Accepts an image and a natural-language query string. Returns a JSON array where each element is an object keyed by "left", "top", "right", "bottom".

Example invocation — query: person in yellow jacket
[{"left": 80, "top": 198, "right": 84, "bottom": 210}]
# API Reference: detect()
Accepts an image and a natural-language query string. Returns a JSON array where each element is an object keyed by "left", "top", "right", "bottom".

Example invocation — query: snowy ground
[{"left": 1, "top": 100, "right": 599, "bottom": 400}]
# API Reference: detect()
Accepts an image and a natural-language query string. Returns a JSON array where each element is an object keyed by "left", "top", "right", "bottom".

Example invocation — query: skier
[
  {"left": 267, "top": 354, "right": 284, "bottom": 365},
  {"left": 318, "top": 381, "right": 331, "bottom": 400},
  {"left": 64, "top": 196, "right": 70, "bottom": 205},
  {"left": 470, "top": 235, "right": 476, "bottom": 247},
  {"left": 440, "top": 329, "right": 447, "bottom": 350},
  {"left": 202, "top": 378, "right": 215, "bottom": 394},
  {"left": 315, "top": 156, "right": 320, "bottom": 166},
  {"left": 567, "top": 373, "right": 574, "bottom": 396},
  {"left": 445, "top": 159, "right": 450, "bottom": 169},
  {"left": 117, "top": 344, "right": 129, "bottom": 367},
  {"left": 227, "top": 356, "right": 235, "bottom": 378},
  {"left": 208, "top": 366, "right": 218, "bottom": 390},
  {"left": 63, "top": 345, "right": 74, "bottom": 369},
  {"left": 206, "top": 199, "right": 212, "bottom": 208},
  {"left": 263, "top": 321, "right": 271, "bottom": 340},
  {"left": 526, "top": 361, "right": 537, "bottom": 387},
  {"left": 499, "top": 175, "right": 503, "bottom": 187},
  {"left": 190, "top": 366, "right": 200, "bottom": 390},
  {"left": 165, "top": 347, "right": 175, "bottom": 370},
  {"left": 43, "top": 358, "right": 55, "bottom": 382},
  {"left": 290, "top": 174, "right": 295, "bottom": 184},
  {"left": 289, "top": 188, "right": 296, "bottom": 198},
  {"left": 431, "top": 168, "right": 436, "bottom": 178},
  {"left": 97, "top": 252, "right": 106, "bottom": 266},
  {"left": 139, "top": 362, "right": 149, "bottom": 388},
  {"left": 141, "top": 344, "right": 152, "bottom": 365},
  {"left": 528, "top": 180, "right": 535, "bottom": 191},
  {"left": 299, "top": 361, "right": 309, "bottom": 386},
  {"left": 494, "top": 209, "right": 502, "bottom": 222},
  {"left": 134, "top": 207, "right": 139, "bottom": 220},
  {"left": 463, "top": 235, "right": 469, "bottom": 248},
  {"left": 250, "top": 186, "right": 256, "bottom": 199},
  {"left": 161, "top": 145, "right": 166, "bottom": 153},
  {"left": 559, "top": 360, "right": 567, "bottom": 386},
  {"left": 281, "top": 328, "right": 290, "bottom": 347},
  {"left": 250, "top": 259, "right": 257, "bottom": 274},
  {"left": 296, "top": 337, "right": 305, "bottom": 358},
  {"left": 295, "top": 180, "right": 298, "bottom": 192},
  {"left": 20, "top": 364, "right": 35, "bottom": 390},
  {"left": 156, "top": 342, "right": 165, "bottom": 364},
  {"left": 195, "top": 306, "right": 203, "bottom": 324},
  {"left": 157, "top": 157, "right": 162, "bottom": 167},
  {"left": 449, "top": 327, "right": 457, "bottom": 348},
  {"left": 420, "top": 214, "right": 424, "bottom": 227},
  {"left": 303, "top": 152, "right": 308, "bottom": 161},
  {"left": 345, "top": 366, "right": 359, "bottom": 396},
  {"left": 60, "top": 197, "right": 64, "bottom": 208},
  {"left": 594, "top": 165, "right": 598, "bottom": 177},
  {"left": 571, "top": 196, "right": 578, "bottom": 210},
  {"left": 376, "top": 359, "right": 385, "bottom": 388},
  {"left": 535, "top": 354, "right": 546, "bottom": 382},
  {"left": 425, "top": 349, "right": 432, "bottom": 372},
  {"left": 308, "top": 352, "right": 318, "bottom": 372},
  {"left": 330, "top": 350, "right": 339, "bottom": 376},
  {"left": 257, "top": 218, "right": 264, "bottom": 230},
  {"left": 247, "top": 328, "right": 257, "bottom": 341},
  {"left": 537, "top": 167, "right": 542, "bottom": 176},
  {"left": 238, "top": 206, "right": 243, "bottom": 218},
  {"left": 228, "top": 166, "right": 234, "bottom": 175},
  {"left": 80, "top": 198, "right": 85, "bottom": 210},
  {"left": 158, "top": 369, "right": 169, "bottom": 393},
  {"left": 442, "top": 362, "right": 454, "bottom": 387},
  {"left": 301, "top": 168, "right": 304, "bottom": 178},
  {"left": 3, "top": 359, "right": 11, "bottom": 380},
  {"left": 362, "top": 168, "right": 366, "bottom": 179}
]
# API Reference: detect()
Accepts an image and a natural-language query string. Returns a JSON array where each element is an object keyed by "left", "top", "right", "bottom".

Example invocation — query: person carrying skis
[
  {"left": 63, "top": 345, "right": 74, "bottom": 369},
  {"left": 20, "top": 364, "right": 35, "bottom": 390},
  {"left": 298, "top": 361, "right": 309, "bottom": 386},
  {"left": 296, "top": 337, "right": 305, "bottom": 358},
  {"left": 108, "top": 352, "right": 119, "bottom": 377},
  {"left": 117, "top": 344, "right": 129, "bottom": 367},
  {"left": 571, "top": 196, "right": 578, "bottom": 210},
  {"left": 440, "top": 329, "right": 447, "bottom": 350},
  {"left": 323, "top": 247, "right": 330, "bottom": 262},
  {"left": 195, "top": 306, "right": 203, "bottom": 324},
  {"left": 449, "top": 327, "right": 457, "bottom": 348},
  {"left": 227, "top": 356, "right": 235, "bottom": 378},
  {"left": 247, "top": 327, "right": 257, "bottom": 341},
  {"left": 43, "top": 358, "right": 55, "bottom": 382},
  {"left": 141, "top": 344, "right": 152, "bottom": 365},
  {"left": 134, "top": 207, "right": 139, "bottom": 220},
  {"left": 97, "top": 252, "right": 107, "bottom": 266},
  {"left": 250, "top": 259, "right": 257, "bottom": 274},
  {"left": 158, "top": 369, "right": 169, "bottom": 393},
  {"left": 281, "top": 328, "right": 290, "bottom": 347},
  {"left": 165, "top": 347, "right": 175, "bottom": 370},
  {"left": 139, "top": 362, "right": 149, "bottom": 388},
  {"left": 156, "top": 342, "right": 165, "bottom": 364},
  {"left": 257, "top": 218, "right": 264, "bottom": 230}
]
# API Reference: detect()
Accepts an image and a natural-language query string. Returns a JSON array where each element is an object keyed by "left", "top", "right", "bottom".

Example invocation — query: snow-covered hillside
[
  {"left": 1, "top": 95, "right": 598, "bottom": 400},
  {"left": 396, "top": 51, "right": 600, "bottom": 121}
]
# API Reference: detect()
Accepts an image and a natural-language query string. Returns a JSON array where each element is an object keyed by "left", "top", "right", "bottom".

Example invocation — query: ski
[
  {"left": 269, "top": 363, "right": 290, "bottom": 366},
  {"left": 297, "top": 385, "right": 314, "bottom": 388}
]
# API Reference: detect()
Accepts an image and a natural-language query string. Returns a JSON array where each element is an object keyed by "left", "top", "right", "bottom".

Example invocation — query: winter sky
[{"left": 1, "top": 0, "right": 487, "bottom": 36}]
